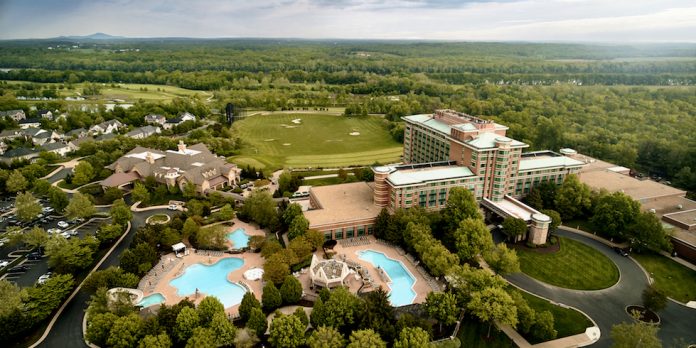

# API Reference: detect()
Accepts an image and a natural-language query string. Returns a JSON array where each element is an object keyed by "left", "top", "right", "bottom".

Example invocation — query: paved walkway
[{"left": 506, "top": 228, "right": 696, "bottom": 347}]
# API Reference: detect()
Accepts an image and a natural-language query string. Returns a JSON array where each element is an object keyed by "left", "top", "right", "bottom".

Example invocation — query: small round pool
[
  {"left": 169, "top": 257, "right": 247, "bottom": 308},
  {"left": 138, "top": 293, "right": 165, "bottom": 307},
  {"left": 227, "top": 228, "right": 250, "bottom": 249}
]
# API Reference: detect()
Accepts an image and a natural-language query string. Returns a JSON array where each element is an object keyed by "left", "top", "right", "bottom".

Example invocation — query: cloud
[{"left": 0, "top": 0, "right": 694, "bottom": 42}]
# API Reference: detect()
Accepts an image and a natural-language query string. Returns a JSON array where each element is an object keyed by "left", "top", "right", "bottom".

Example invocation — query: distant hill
[{"left": 56, "top": 33, "right": 125, "bottom": 40}]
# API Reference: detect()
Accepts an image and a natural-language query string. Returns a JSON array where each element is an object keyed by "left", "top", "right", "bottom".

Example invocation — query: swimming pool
[
  {"left": 169, "top": 257, "right": 247, "bottom": 308},
  {"left": 357, "top": 250, "right": 417, "bottom": 306},
  {"left": 138, "top": 293, "right": 165, "bottom": 307},
  {"left": 227, "top": 228, "right": 250, "bottom": 249}
]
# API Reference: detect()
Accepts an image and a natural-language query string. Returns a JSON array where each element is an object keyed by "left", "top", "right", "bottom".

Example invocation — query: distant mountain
[{"left": 57, "top": 33, "right": 126, "bottom": 40}]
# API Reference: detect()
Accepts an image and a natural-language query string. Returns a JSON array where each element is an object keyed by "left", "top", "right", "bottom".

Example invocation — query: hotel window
[
  {"left": 324, "top": 232, "right": 332, "bottom": 241},
  {"left": 358, "top": 226, "right": 365, "bottom": 236},
  {"left": 346, "top": 228, "right": 355, "bottom": 238},
  {"left": 335, "top": 230, "right": 343, "bottom": 239},
  {"left": 367, "top": 226, "right": 374, "bottom": 235}
]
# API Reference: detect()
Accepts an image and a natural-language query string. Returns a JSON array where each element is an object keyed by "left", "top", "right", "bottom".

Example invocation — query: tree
[
  {"left": 467, "top": 287, "right": 518, "bottom": 338},
  {"left": 447, "top": 264, "right": 507, "bottom": 307},
  {"left": 269, "top": 314, "right": 305, "bottom": 348},
  {"left": 263, "top": 257, "right": 290, "bottom": 285},
  {"left": 23, "top": 226, "right": 49, "bottom": 249},
  {"left": 359, "top": 287, "right": 396, "bottom": 343},
  {"left": 305, "top": 229, "right": 325, "bottom": 250},
  {"left": 83, "top": 266, "right": 139, "bottom": 293},
  {"left": 346, "top": 329, "right": 386, "bottom": 348},
  {"left": 15, "top": 191, "right": 42, "bottom": 222},
  {"left": 6, "top": 170, "right": 28, "bottom": 193},
  {"left": 307, "top": 326, "right": 345, "bottom": 348},
  {"left": 278, "top": 171, "right": 302, "bottom": 197},
  {"left": 210, "top": 312, "right": 237, "bottom": 346},
  {"left": 46, "top": 236, "right": 98, "bottom": 274},
  {"left": 288, "top": 236, "right": 313, "bottom": 260},
  {"left": 453, "top": 217, "right": 494, "bottom": 261},
  {"left": 530, "top": 310, "right": 557, "bottom": 341},
  {"left": 72, "top": 161, "right": 95, "bottom": 186},
  {"left": 280, "top": 275, "right": 303, "bottom": 304},
  {"left": 106, "top": 313, "right": 143, "bottom": 348},
  {"left": 501, "top": 217, "right": 527, "bottom": 241},
  {"left": 48, "top": 186, "right": 69, "bottom": 212},
  {"left": 393, "top": 327, "right": 430, "bottom": 348},
  {"left": 642, "top": 284, "right": 668, "bottom": 312},
  {"left": 182, "top": 217, "right": 200, "bottom": 239},
  {"left": 217, "top": 203, "right": 235, "bottom": 220},
  {"left": 174, "top": 306, "right": 200, "bottom": 343},
  {"left": 425, "top": 292, "right": 458, "bottom": 333},
  {"left": 65, "top": 192, "right": 95, "bottom": 219},
  {"left": 238, "top": 292, "right": 261, "bottom": 323},
  {"left": 103, "top": 186, "right": 124, "bottom": 203},
  {"left": 240, "top": 191, "right": 278, "bottom": 229},
  {"left": 525, "top": 189, "right": 543, "bottom": 210},
  {"left": 197, "top": 296, "right": 225, "bottom": 326},
  {"left": 185, "top": 327, "right": 216, "bottom": 348},
  {"left": 32, "top": 179, "right": 51, "bottom": 196},
  {"left": 282, "top": 203, "right": 303, "bottom": 227},
  {"left": 321, "top": 287, "right": 361, "bottom": 334},
  {"left": 540, "top": 209, "right": 561, "bottom": 232},
  {"left": 183, "top": 182, "right": 197, "bottom": 198},
  {"left": 139, "top": 333, "right": 172, "bottom": 348},
  {"left": 485, "top": 244, "right": 521, "bottom": 275},
  {"left": 262, "top": 282, "right": 282, "bottom": 312},
  {"left": 293, "top": 307, "right": 309, "bottom": 327},
  {"left": 0, "top": 280, "right": 23, "bottom": 318},
  {"left": 288, "top": 215, "right": 309, "bottom": 240},
  {"left": 86, "top": 312, "right": 120, "bottom": 347},
  {"left": 629, "top": 212, "right": 672, "bottom": 253},
  {"left": 246, "top": 307, "right": 268, "bottom": 337},
  {"left": 234, "top": 328, "right": 260, "bottom": 348},
  {"left": 554, "top": 175, "right": 592, "bottom": 220},
  {"left": 442, "top": 187, "right": 480, "bottom": 236},
  {"left": 590, "top": 192, "right": 640, "bottom": 238},
  {"left": 373, "top": 208, "right": 391, "bottom": 240},
  {"left": 132, "top": 182, "right": 150, "bottom": 205},
  {"left": 110, "top": 198, "right": 132, "bottom": 225},
  {"left": 611, "top": 319, "right": 662, "bottom": 348}
]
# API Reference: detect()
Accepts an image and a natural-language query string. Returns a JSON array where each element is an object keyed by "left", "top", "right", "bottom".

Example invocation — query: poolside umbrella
[{"left": 244, "top": 268, "right": 264, "bottom": 281}]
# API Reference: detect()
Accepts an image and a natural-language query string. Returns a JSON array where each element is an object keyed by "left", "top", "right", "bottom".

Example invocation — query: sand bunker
[
  {"left": 349, "top": 132, "right": 361, "bottom": 136},
  {"left": 291, "top": 118, "right": 302, "bottom": 124},
  {"left": 263, "top": 139, "right": 275, "bottom": 142},
  {"left": 280, "top": 124, "right": 298, "bottom": 129},
  {"left": 282, "top": 143, "right": 291, "bottom": 146},
  {"left": 325, "top": 139, "right": 344, "bottom": 142}
]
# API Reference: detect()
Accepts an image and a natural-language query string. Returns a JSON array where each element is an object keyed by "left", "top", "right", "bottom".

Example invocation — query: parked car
[
  {"left": 60, "top": 231, "right": 71, "bottom": 239},
  {"left": 168, "top": 204, "right": 178, "bottom": 211},
  {"left": 9, "top": 265, "right": 29, "bottom": 273},
  {"left": 68, "top": 230, "right": 79, "bottom": 236},
  {"left": 0, "top": 260, "right": 9, "bottom": 268},
  {"left": 27, "top": 252, "right": 43, "bottom": 260},
  {"left": 47, "top": 228, "right": 62, "bottom": 234},
  {"left": 37, "top": 272, "right": 52, "bottom": 285},
  {"left": 613, "top": 247, "right": 629, "bottom": 257},
  {"left": 57, "top": 221, "right": 69, "bottom": 228}
]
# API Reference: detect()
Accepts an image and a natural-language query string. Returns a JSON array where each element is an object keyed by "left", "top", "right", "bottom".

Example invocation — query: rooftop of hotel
[
  {"left": 385, "top": 164, "right": 476, "bottom": 186},
  {"left": 664, "top": 209, "right": 696, "bottom": 227},
  {"left": 484, "top": 196, "right": 542, "bottom": 221},
  {"left": 304, "top": 182, "right": 382, "bottom": 228},
  {"left": 574, "top": 154, "right": 685, "bottom": 201},
  {"left": 518, "top": 151, "right": 586, "bottom": 171}
]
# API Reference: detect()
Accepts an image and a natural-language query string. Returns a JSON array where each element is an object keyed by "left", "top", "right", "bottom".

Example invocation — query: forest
[{"left": 0, "top": 39, "right": 695, "bottom": 193}]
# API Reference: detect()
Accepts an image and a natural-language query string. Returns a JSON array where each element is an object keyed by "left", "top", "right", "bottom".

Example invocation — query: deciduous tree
[
  {"left": 425, "top": 291, "right": 458, "bottom": 333},
  {"left": 110, "top": 198, "right": 132, "bottom": 225},
  {"left": 554, "top": 175, "right": 592, "bottom": 220},
  {"left": 72, "top": 161, "right": 95, "bottom": 186},
  {"left": 280, "top": 275, "right": 303, "bottom": 304},
  {"left": 269, "top": 314, "right": 305, "bottom": 348},
  {"left": 307, "top": 326, "right": 345, "bottom": 348},
  {"left": 393, "top": 327, "right": 430, "bottom": 348},
  {"left": 48, "top": 186, "right": 69, "bottom": 212},
  {"left": 467, "top": 287, "right": 518, "bottom": 338},
  {"left": 174, "top": 307, "right": 200, "bottom": 343},
  {"left": 6, "top": 170, "right": 28, "bottom": 193},
  {"left": 485, "top": 244, "right": 521, "bottom": 275},
  {"left": 106, "top": 313, "right": 143, "bottom": 348},
  {"left": 65, "top": 192, "right": 95, "bottom": 219},
  {"left": 346, "top": 329, "right": 386, "bottom": 348},
  {"left": 454, "top": 217, "right": 494, "bottom": 261},
  {"left": 246, "top": 307, "right": 267, "bottom": 337},
  {"left": 238, "top": 292, "right": 261, "bottom": 323},
  {"left": 642, "top": 284, "right": 668, "bottom": 312},
  {"left": 262, "top": 282, "right": 282, "bottom": 312},
  {"left": 611, "top": 318, "right": 662, "bottom": 348},
  {"left": 15, "top": 191, "right": 42, "bottom": 222},
  {"left": 501, "top": 217, "right": 527, "bottom": 241}
]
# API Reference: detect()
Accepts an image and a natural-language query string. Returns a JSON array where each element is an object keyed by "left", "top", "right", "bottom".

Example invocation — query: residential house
[
  {"left": 89, "top": 119, "right": 124, "bottom": 135},
  {"left": 144, "top": 114, "right": 166, "bottom": 125},
  {"left": 0, "top": 141, "right": 7, "bottom": 155},
  {"left": 1, "top": 147, "right": 40, "bottom": 164},
  {"left": 65, "top": 128, "right": 87, "bottom": 139},
  {"left": 41, "top": 142, "right": 76, "bottom": 157},
  {"left": 163, "top": 112, "right": 196, "bottom": 130},
  {"left": 0, "top": 109, "right": 26, "bottom": 121},
  {"left": 19, "top": 118, "right": 41, "bottom": 129},
  {"left": 126, "top": 125, "right": 161, "bottom": 139},
  {"left": 0, "top": 129, "right": 22, "bottom": 142},
  {"left": 95, "top": 133, "right": 117, "bottom": 142},
  {"left": 103, "top": 141, "right": 241, "bottom": 192},
  {"left": 21, "top": 128, "right": 62, "bottom": 146},
  {"left": 38, "top": 109, "right": 53, "bottom": 119}
]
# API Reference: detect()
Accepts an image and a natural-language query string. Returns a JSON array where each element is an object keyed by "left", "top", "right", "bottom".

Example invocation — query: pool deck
[
  {"left": 140, "top": 251, "right": 266, "bottom": 316},
  {"left": 297, "top": 237, "right": 432, "bottom": 304},
  {"left": 225, "top": 218, "right": 267, "bottom": 249}
]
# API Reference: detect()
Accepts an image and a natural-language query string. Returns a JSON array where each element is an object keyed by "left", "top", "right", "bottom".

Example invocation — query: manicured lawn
[
  {"left": 457, "top": 316, "right": 515, "bottom": 348},
  {"left": 147, "top": 214, "right": 170, "bottom": 224},
  {"left": 303, "top": 176, "right": 358, "bottom": 187},
  {"left": 515, "top": 289, "right": 593, "bottom": 342},
  {"left": 632, "top": 253, "right": 696, "bottom": 303},
  {"left": 230, "top": 113, "right": 402, "bottom": 170},
  {"left": 517, "top": 237, "right": 619, "bottom": 290}
]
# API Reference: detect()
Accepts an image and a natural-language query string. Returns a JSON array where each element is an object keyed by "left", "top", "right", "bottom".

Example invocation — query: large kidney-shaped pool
[
  {"left": 227, "top": 228, "right": 250, "bottom": 249},
  {"left": 169, "top": 257, "right": 247, "bottom": 308},
  {"left": 357, "top": 250, "right": 417, "bottom": 306}
]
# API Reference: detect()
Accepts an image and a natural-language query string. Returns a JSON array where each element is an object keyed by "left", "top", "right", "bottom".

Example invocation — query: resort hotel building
[{"left": 303, "top": 109, "right": 585, "bottom": 245}]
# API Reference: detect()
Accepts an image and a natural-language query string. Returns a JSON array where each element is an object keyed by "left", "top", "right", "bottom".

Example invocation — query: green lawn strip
[
  {"left": 303, "top": 176, "right": 359, "bottom": 187},
  {"left": 517, "top": 237, "right": 619, "bottom": 290},
  {"left": 457, "top": 316, "right": 515, "bottom": 348},
  {"left": 632, "top": 253, "right": 696, "bottom": 303},
  {"left": 512, "top": 289, "right": 593, "bottom": 342}
]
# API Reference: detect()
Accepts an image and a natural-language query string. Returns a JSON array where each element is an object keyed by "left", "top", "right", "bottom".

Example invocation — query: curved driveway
[{"left": 505, "top": 228, "right": 696, "bottom": 347}]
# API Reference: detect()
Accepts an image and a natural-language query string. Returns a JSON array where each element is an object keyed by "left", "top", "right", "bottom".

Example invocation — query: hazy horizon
[{"left": 1, "top": 0, "right": 695, "bottom": 43}]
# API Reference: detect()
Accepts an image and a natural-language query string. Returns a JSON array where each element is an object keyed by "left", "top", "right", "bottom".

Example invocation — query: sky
[{"left": 0, "top": 0, "right": 695, "bottom": 42}]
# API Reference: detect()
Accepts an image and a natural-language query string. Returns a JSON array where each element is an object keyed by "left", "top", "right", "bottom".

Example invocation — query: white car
[
  {"left": 68, "top": 230, "right": 79, "bottom": 236},
  {"left": 47, "top": 228, "right": 62, "bottom": 234},
  {"left": 60, "top": 231, "right": 71, "bottom": 239},
  {"left": 57, "top": 221, "right": 69, "bottom": 228},
  {"left": 37, "top": 272, "right": 52, "bottom": 285},
  {"left": 168, "top": 204, "right": 178, "bottom": 211},
  {"left": 0, "top": 260, "right": 9, "bottom": 268}
]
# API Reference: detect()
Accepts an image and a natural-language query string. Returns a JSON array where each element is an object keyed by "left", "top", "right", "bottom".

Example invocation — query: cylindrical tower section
[
  {"left": 372, "top": 166, "right": 392, "bottom": 208},
  {"left": 529, "top": 213, "right": 551, "bottom": 245}
]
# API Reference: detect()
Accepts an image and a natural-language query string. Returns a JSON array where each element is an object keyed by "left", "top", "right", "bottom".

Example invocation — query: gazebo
[
  {"left": 172, "top": 242, "right": 187, "bottom": 257},
  {"left": 309, "top": 254, "right": 350, "bottom": 289}
]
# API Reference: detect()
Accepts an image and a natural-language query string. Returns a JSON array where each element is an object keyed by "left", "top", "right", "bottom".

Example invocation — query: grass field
[
  {"left": 514, "top": 289, "right": 593, "bottom": 343},
  {"left": 230, "top": 113, "right": 402, "bottom": 169},
  {"left": 632, "top": 253, "right": 696, "bottom": 303},
  {"left": 517, "top": 237, "right": 619, "bottom": 290},
  {"left": 457, "top": 316, "right": 514, "bottom": 348}
]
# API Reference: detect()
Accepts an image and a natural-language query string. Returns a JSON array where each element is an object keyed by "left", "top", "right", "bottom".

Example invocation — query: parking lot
[{"left": 0, "top": 198, "right": 110, "bottom": 288}]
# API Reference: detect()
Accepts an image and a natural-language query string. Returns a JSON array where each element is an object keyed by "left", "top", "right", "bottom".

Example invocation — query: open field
[
  {"left": 230, "top": 113, "right": 402, "bottom": 169},
  {"left": 2, "top": 80, "right": 207, "bottom": 103},
  {"left": 517, "top": 237, "right": 619, "bottom": 290},
  {"left": 632, "top": 253, "right": 696, "bottom": 303}
]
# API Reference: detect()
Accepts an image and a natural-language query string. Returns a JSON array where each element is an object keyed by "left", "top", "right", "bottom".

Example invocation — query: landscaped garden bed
[{"left": 626, "top": 305, "right": 660, "bottom": 324}]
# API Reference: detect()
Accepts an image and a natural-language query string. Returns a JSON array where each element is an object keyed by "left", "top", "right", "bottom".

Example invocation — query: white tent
[
  {"left": 244, "top": 268, "right": 264, "bottom": 281},
  {"left": 172, "top": 242, "right": 187, "bottom": 256}
]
